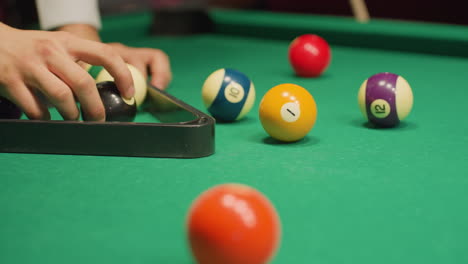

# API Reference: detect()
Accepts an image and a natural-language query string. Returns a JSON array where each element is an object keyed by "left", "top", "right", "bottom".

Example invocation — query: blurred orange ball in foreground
[{"left": 187, "top": 184, "right": 281, "bottom": 264}]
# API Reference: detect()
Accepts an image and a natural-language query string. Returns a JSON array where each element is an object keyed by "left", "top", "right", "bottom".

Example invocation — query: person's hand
[
  {"left": 57, "top": 25, "right": 172, "bottom": 90},
  {"left": 0, "top": 23, "right": 134, "bottom": 121},
  {"left": 107, "top": 43, "right": 172, "bottom": 90}
]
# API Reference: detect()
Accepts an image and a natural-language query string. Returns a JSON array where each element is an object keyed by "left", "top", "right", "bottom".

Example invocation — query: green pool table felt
[{"left": 1, "top": 9, "right": 468, "bottom": 264}]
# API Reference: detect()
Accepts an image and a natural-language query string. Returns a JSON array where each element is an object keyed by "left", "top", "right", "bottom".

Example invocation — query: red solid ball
[
  {"left": 288, "top": 34, "right": 331, "bottom": 77},
  {"left": 187, "top": 184, "right": 281, "bottom": 264}
]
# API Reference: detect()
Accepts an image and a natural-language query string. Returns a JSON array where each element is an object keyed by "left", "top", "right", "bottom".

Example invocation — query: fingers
[
  {"left": 128, "top": 61, "right": 148, "bottom": 82},
  {"left": 2, "top": 77, "right": 50, "bottom": 120},
  {"left": 1, "top": 30, "right": 172, "bottom": 122},
  {"left": 32, "top": 66, "right": 80, "bottom": 120},
  {"left": 64, "top": 37, "right": 135, "bottom": 99},
  {"left": 46, "top": 52, "right": 105, "bottom": 121},
  {"left": 106, "top": 43, "right": 172, "bottom": 90},
  {"left": 147, "top": 49, "right": 172, "bottom": 90}
]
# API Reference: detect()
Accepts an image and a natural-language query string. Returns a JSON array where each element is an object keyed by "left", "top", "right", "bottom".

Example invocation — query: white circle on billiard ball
[
  {"left": 370, "top": 99, "right": 391, "bottom": 118},
  {"left": 280, "top": 102, "right": 300, "bottom": 122},
  {"left": 224, "top": 82, "right": 245, "bottom": 103},
  {"left": 123, "top": 97, "right": 136, "bottom": 106}
]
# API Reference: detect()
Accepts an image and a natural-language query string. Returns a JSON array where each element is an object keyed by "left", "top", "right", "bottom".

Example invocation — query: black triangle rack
[{"left": 0, "top": 84, "right": 215, "bottom": 158}]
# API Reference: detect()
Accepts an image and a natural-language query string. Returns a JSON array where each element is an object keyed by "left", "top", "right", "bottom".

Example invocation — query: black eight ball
[{"left": 82, "top": 81, "right": 137, "bottom": 122}]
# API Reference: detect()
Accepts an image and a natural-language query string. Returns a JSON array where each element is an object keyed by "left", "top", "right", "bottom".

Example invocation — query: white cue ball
[{"left": 87, "top": 64, "right": 148, "bottom": 107}]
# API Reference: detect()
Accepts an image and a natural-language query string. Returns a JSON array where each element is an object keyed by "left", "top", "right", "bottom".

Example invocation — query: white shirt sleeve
[{"left": 36, "top": 0, "right": 102, "bottom": 30}]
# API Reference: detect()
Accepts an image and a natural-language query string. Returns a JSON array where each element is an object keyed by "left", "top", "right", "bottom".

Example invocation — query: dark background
[
  {"left": 214, "top": 0, "right": 468, "bottom": 25},
  {"left": 3, "top": 0, "right": 468, "bottom": 27}
]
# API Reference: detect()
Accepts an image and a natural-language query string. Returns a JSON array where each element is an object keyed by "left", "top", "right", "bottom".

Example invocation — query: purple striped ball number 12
[{"left": 358, "top": 72, "right": 414, "bottom": 127}]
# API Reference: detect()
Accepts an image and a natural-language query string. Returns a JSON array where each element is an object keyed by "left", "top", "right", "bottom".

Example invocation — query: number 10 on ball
[{"left": 202, "top": 68, "right": 256, "bottom": 122}]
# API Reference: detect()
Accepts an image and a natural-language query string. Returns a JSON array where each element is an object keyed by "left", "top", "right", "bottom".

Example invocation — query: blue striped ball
[{"left": 202, "top": 68, "right": 256, "bottom": 122}]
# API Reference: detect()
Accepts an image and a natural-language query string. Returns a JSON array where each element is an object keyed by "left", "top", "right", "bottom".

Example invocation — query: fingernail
[{"left": 125, "top": 85, "right": 135, "bottom": 100}]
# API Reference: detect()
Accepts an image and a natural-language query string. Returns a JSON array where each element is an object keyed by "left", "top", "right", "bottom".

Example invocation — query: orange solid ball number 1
[
  {"left": 187, "top": 184, "right": 281, "bottom": 264},
  {"left": 259, "top": 83, "right": 317, "bottom": 142}
]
